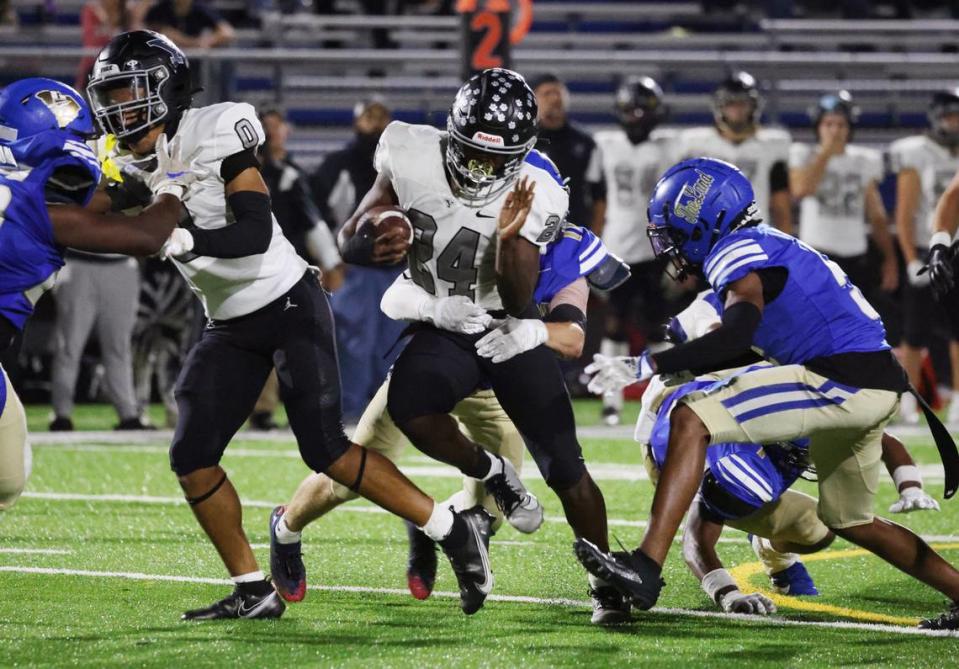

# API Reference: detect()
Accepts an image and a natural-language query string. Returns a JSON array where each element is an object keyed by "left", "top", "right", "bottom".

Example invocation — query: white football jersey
[
  {"left": 376, "top": 121, "right": 570, "bottom": 311},
  {"left": 789, "top": 143, "right": 883, "bottom": 258},
  {"left": 159, "top": 102, "right": 306, "bottom": 320},
  {"left": 674, "top": 126, "right": 791, "bottom": 225},
  {"left": 889, "top": 134, "right": 959, "bottom": 250},
  {"left": 593, "top": 127, "right": 677, "bottom": 264}
]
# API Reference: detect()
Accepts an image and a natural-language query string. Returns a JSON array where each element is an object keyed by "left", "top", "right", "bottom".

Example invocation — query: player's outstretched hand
[
  {"left": 498, "top": 176, "right": 536, "bottom": 241},
  {"left": 147, "top": 133, "right": 201, "bottom": 199},
  {"left": 429, "top": 295, "right": 492, "bottom": 334},
  {"left": 584, "top": 352, "right": 653, "bottom": 395},
  {"left": 889, "top": 486, "right": 941, "bottom": 513},
  {"left": 923, "top": 243, "right": 956, "bottom": 298},
  {"left": 475, "top": 317, "right": 548, "bottom": 363},
  {"left": 720, "top": 590, "right": 777, "bottom": 616}
]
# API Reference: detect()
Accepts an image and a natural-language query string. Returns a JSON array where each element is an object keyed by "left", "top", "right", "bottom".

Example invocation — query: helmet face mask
[
  {"left": 615, "top": 75, "right": 665, "bottom": 144},
  {"left": 647, "top": 216, "right": 695, "bottom": 280},
  {"left": 444, "top": 68, "right": 538, "bottom": 207},
  {"left": 87, "top": 65, "right": 170, "bottom": 144}
]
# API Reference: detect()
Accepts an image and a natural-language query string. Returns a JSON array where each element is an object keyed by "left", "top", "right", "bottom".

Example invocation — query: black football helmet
[
  {"left": 615, "top": 75, "right": 666, "bottom": 144},
  {"left": 929, "top": 88, "right": 959, "bottom": 148},
  {"left": 446, "top": 68, "right": 538, "bottom": 206},
  {"left": 810, "top": 90, "right": 859, "bottom": 140},
  {"left": 712, "top": 71, "right": 762, "bottom": 135},
  {"left": 86, "top": 30, "right": 195, "bottom": 148}
]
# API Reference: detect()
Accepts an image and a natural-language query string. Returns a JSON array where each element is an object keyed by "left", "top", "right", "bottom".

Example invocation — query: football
[{"left": 357, "top": 205, "right": 414, "bottom": 244}]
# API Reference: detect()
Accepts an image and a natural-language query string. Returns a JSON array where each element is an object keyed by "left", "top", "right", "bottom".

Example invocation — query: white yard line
[
  {"left": 0, "top": 565, "right": 955, "bottom": 638},
  {"left": 0, "top": 547, "right": 72, "bottom": 555},
  {"left": 21, "top": 489, "right": 959, "bottom": 544}
]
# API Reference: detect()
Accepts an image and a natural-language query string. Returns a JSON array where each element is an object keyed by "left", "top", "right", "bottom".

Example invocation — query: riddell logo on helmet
[
  {"left": 472, "top": 131, "right": 504, "bottom": 147},
  {"left": 674, "top": 169, "right": 715, "bottom": 225}
]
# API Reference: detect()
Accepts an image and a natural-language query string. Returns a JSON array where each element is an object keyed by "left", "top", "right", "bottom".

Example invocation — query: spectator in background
[
  {"left": 531, "top": 73, "right": 606, "bottom": 233},
  {"left": 312, "top": 97, "right": 403, "bottom": 421},
  {"left": 674, "top": 71, "right": 794, "bottom": 234},
  {"left": 145, "top": 0, "right": 235, "bottom": 48},
  {"left": 49, "top": 251, "right": 151, "bottom": 431},
  {"left": 251, "top": 107, "right": 343, "bottom": 430},
  {"left": 76, "top": 0, "right": 151, "bottom": 89},
  {"left": 889, "top": 89, "right": 959, "bottom": 425},
  {"left": 0, "top": 0, "right": 17, "bottom": 25},
  {"left": 790, "top": 91, "right": 898, "bottom": 296}
]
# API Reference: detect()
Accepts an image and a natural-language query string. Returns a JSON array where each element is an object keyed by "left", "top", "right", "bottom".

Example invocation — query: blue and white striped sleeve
[{"left": 703, "top": 238, "right": 770, "bottom": 293}]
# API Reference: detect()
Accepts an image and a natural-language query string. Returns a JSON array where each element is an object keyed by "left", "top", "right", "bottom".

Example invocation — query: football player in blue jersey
[
  {"left": 269, "top": 223, "right": 635, "bottom": 625},
  {"left": 0, "top": 77, "right": 191, "bottom": 512},
  {"left": 576, "top": 157, "right": 959, "bottom": 630}
]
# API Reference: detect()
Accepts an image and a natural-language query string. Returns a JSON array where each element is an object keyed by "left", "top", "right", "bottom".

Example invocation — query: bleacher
[{"left": 2, "top": 0, "right": 959, "bottom": 167}]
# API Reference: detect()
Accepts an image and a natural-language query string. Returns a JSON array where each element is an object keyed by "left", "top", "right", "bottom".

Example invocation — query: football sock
[
  {"left": 274, "top": 515, "right": 301, "bottom": 545},
  {"left": 419, "top": 502, "right": 455, "bottom": 543},
  {"left": 480, "top": 453, "right": 504, "bottom": 482},
  {"left": 233, "top": 571, "right": 272, "bottom": 596}
]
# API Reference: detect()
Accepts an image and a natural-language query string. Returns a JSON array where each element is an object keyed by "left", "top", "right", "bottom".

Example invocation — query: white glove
[
  {"left": 475, "top": 317, "right": 548, "bottom": 363},
  {"left": 907, "top": 259, "right": 931, "bottom": 288},
  {"left": 426, "top": 295, "right": 492, "bottom": 334},
  {"left": 147, "top": 133, "right": 199, "bottom": 199},
  {"left": 889, "top": 486, "right": 940, "bottom": 513},
  {"left": 719, "top": 590, "right": 777, "bottom": 615},
  {"left": 159, "top": 228, "right": 195, "bottom": 260},
  {"left": 584, "top": 352, "right": 654, "bottom": 395}
]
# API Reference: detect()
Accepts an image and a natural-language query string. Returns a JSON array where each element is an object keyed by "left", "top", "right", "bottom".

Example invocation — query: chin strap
[{"left": 910, "top": 386, "right": 959, "bottom": 499}]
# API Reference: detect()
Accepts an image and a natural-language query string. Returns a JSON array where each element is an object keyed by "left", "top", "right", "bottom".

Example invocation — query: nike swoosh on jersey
[{"left": 476, "top": 211, "right": 496, "bottom": 219}]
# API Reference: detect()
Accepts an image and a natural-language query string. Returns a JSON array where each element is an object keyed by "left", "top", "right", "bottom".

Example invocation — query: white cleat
[{"left": 484, "top": 455, "right": 544, "bottom": 534}]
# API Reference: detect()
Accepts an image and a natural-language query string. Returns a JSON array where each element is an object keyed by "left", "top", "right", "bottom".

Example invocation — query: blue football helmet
[
  {"left": 0, "top": 78, "right": 97, "bottom": 146},
  {"left": 646, "top": 157, "right": 759, "bottom": 279}
]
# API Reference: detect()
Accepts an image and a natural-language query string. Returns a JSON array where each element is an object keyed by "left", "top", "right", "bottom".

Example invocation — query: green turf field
[{"left": 4, "top": 402, "right": 958, "bottom": 667}]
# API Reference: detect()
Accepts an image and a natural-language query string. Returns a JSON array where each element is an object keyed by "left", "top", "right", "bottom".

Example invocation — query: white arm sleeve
[
  {"left": 305, "top": 223, "right": 342, "bottom": 271},
  {"left": 381, "top": 273, "right": 437, "bottom": 322}
]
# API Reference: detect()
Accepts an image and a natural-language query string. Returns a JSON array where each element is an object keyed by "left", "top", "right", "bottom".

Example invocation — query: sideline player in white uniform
[
  {"left": 87, "top": 30, "right": 495, "bottom": 620},
  {"left": 593, "top": 75, "right": 675, "bottom": 426},
  {"left": 328, "top": 68, "right": 616, "bottom": 617},
  {"left": 674, "top": 71, "right": 793, "bottom": 234},
  {"left": 790, "top": 91, "right": 898, "bottom": 296},
  {"left": 890, "top": 89, "right": 959, "bottom": 425}
]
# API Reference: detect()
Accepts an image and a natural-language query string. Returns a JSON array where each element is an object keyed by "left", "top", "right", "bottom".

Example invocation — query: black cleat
[
  {"left": 181, "top": 584, "right": 285, "bottom": 620},
  {"left": 573, "top": 539, "right": 664, "bottom": 611},
  {"left": 919, "top": 602, "right": 959, "bottom": 630},
  {"left": 441, "top": 506, "right": 494, "bottom": 615},
  {"left": 483, "top": 455, "right": 543, "bottom": 534},
  {"left": 590, "top": 584, "right": 633, "bottom": 626},
  {"left": 269, "top": 505, "right": 306, "bottom": 602},
  {"left": 405, "top": 520, "right": 438, "bottom": 600},
  {"left": 114, "top": 417, "right": 157, "bottom": 431},
  {"left": 249, "top": 411, "right": 280, "bottom": 431},
  {"left": 48, "top": 416, "right": 73, "bottom": 432}
]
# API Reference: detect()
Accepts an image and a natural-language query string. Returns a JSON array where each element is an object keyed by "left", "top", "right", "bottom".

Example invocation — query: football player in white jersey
[
  {"left": 889, "top": 89, "right": 959, "bottom": 425},
  {"left": 593, "top": 76, "right": 675, "bottom": 426},
  {"left": 674, "top": 71, "right": 793, "bottom": 234},
  {"left": 87, "top": 30, "right": 495, "bottom": 620},
  {"left": 790, "top": 91, "right": 898, "bottom": 295},
  {"left": 336, "top": 68, "right": 615, "bottom": 603}
]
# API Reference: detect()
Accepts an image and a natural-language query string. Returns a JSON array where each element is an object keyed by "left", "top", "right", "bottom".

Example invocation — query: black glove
[{"left": 925, "top": 243, "right": 956, "bottom": 299}]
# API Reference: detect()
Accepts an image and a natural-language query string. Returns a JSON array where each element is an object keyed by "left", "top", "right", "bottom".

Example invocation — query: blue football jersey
[
  {"left": 534, "top": 225, "right": 607, "bottom": 304},
  {"left": 0, "top": 365, "right": 6, "bottom": 415},
  {"left": 649, "top": 376, "right": 809, "bottom": 519},
  {"left": 701, "top": 225, "right": 889, "bottom": 364},
  {"left": 0, "top": 130, "right": 99, "bottom": 330}
]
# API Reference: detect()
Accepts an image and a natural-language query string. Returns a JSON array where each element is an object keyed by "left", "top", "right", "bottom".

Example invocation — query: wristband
[
  {"left": 892, "top": 464, "right": 922, "bottom": 491},
  {"left": 702, "top": 568, "right": 739, "bottom": 605},
  {"left": 930, "top": 231, "right": 953, "bottom": 250}
]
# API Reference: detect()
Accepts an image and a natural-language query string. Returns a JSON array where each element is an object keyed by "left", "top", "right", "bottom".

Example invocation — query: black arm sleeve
[
  {"left": 651, "top": 300, "right": 762, "bottom": 375},
  {"left": 770, "top": 160, "right": 789, "bottom": 193},
  {"left": 189, "top": 190, "right": 273, "bottom": 259},
  {"left": 220, "top": 149, "right": 260, "bottom": 183}
]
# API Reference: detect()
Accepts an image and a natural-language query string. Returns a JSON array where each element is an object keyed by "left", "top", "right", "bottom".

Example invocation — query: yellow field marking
[{"left": 728, "top": 543, "right": 959, "bottom": 626}]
